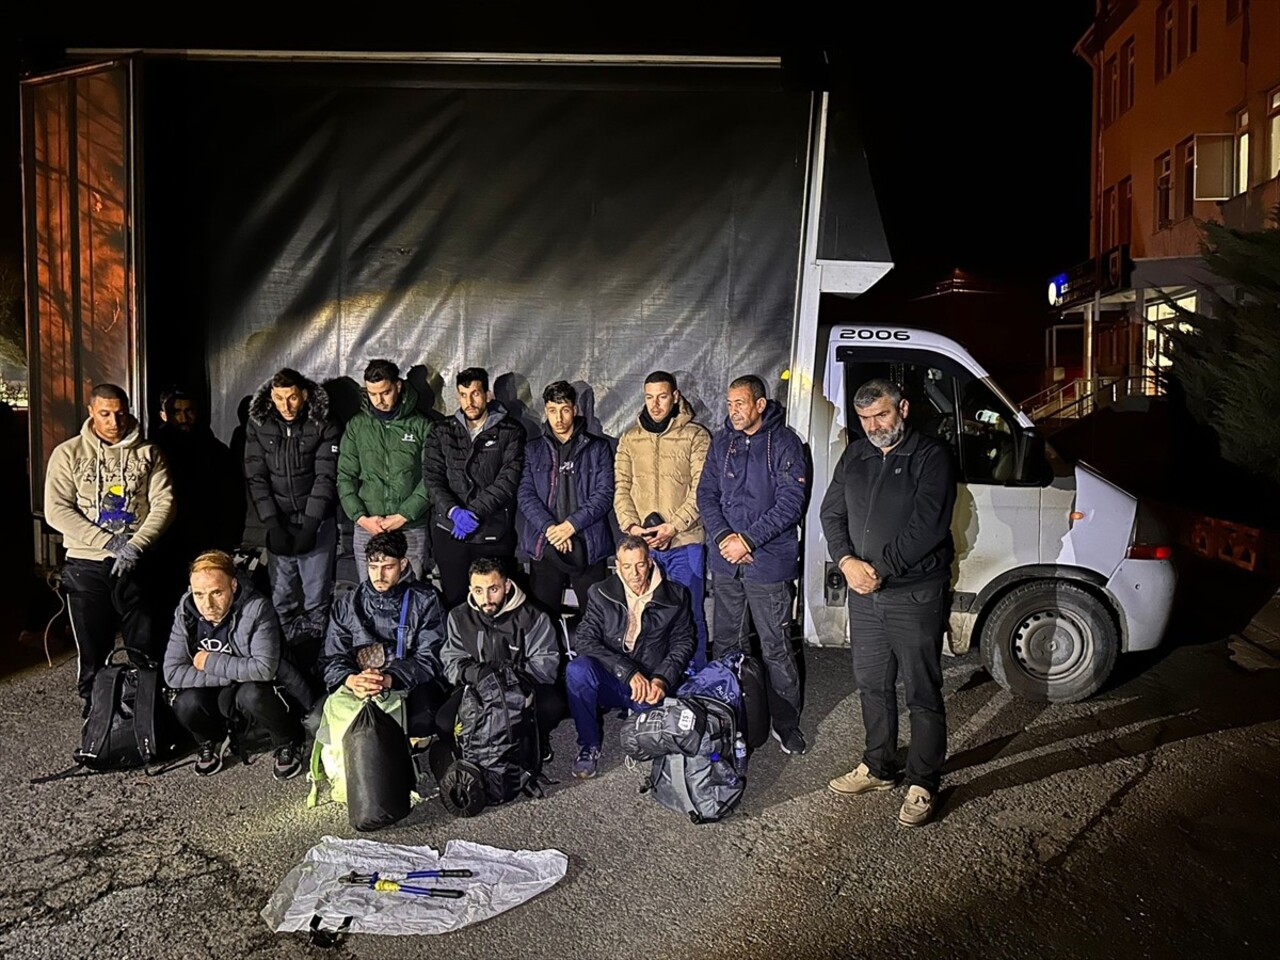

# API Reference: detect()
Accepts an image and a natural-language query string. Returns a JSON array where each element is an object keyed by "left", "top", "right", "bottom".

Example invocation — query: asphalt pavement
[{"left": 1, "top": 577, "right": 1278, "bottom": 959}]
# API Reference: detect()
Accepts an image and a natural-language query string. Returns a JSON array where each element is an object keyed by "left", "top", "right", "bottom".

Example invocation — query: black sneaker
[
  {"left": 771, "top": 726, "right": 807, "bottom": 756},
  {"left": 272, "top": 741, "right": 303, "bottom": 781},
  {"left": 195, "top": 735, "right": 230, "bottom": 777}
]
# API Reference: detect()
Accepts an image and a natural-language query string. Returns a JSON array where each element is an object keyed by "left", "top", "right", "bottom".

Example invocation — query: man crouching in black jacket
[
  {"left": 819, "top": 378, "right": 957, "bottom": 828},
  {"left": 565, "top": 535, "right": 695, "bottom": 780},
  {"left": 437, "top": 558, "right": 566, "bottom": 763}
]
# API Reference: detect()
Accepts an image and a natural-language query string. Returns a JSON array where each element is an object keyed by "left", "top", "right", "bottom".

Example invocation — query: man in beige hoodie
[
  {"left": 44, "top": 384, "right": 174, "bottom": 712},
  {"left": 614, "top": 371, "right": 711, "bottom": 669}
]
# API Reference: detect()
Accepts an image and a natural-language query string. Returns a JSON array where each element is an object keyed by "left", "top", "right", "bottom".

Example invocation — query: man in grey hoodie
[{"left": 44, "top": 384, "right": 174, "bottom": 712}]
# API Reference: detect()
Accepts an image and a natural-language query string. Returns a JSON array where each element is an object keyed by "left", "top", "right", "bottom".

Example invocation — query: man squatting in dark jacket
[
  {"left": 423, "top": 367, "right": 526, "bottom": 609},
  {"left": 164, "top": 550, "right": 312, "bottom": 780},
  {"left": 698, "top": 374, "right": 810, "bottom": 757},
  {"left": 243, "top": 368, "right": 342, "bottom": 648},
  {"left": 319, "top": 531, "right": 448, "bottom": 736},
  {"left": 517, "top": 380, "right": 615, "bottom": 628},
  {"left": 437, "top": 557, "right": 566, "bottom": 764},
  {"left": 565, "top": 535, "right": 696, "bottom": 780},
  {"left": 819, "top": 377, "right": 957, "bottom": 828}
]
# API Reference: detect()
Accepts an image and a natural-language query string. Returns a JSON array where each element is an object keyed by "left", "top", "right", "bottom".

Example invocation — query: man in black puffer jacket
[
  {"left": 243, "top": 368, "right": 342, "bottom": 649},
  {"left": 422, "top": 367, "right": 526, "bottom": 608}
]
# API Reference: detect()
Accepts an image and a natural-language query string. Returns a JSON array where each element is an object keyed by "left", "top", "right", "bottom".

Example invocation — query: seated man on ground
[
  {"left": 319, "top": 530, "right": 447, "bottom": 737},
  {"left": 438, "top": 558, "right": 566, "bottom": 765},
  {"left": 567, "top": 535, "right": 696, "bottom": 779},
  {"left": 163, "top": 550, "right": 310, "bottom": 780}
]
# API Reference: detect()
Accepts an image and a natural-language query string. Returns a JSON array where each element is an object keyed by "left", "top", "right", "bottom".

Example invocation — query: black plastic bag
[{"left": 343, "top": 699, "right": 413, "bottom": 831}]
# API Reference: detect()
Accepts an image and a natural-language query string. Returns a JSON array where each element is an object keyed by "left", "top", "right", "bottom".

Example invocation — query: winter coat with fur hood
[
  {"left": 243, "top": 377, "right": 342, "bottom": 528},
  {"left": 44, "top": 418, "right": 174, "bottom": 562}
]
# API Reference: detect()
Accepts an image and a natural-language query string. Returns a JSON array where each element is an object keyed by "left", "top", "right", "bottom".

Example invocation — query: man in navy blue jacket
[
  {"left": 697, "top": 375, "right": 810, "bottom": 756},
  {"left": 517, "top": 381, "right": 615, "bottom": 627}
]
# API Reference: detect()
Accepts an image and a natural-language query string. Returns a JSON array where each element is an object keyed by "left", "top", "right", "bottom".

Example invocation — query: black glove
[
  {"left": 265, "top": 519, "right": 294, "bottom": 555},
  {"left": 463, "top": 663, "right": 496, "bottom": 685},
  {"left": 292, "top": 517, "right": 320, "bottom": 555}
]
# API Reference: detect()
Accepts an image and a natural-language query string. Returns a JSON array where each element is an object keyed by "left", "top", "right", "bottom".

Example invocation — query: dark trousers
[
  {"left": 527, "top": 557, "right": 609, "bottom": 626},
  {"left": 712, "top": 574, "right": 803, "bottom": 736},
  {"left": 433, "top": 682, "right": 567, "bottom": 751},
  {"left": 404, "top": 681, "right": 450, "bottom": 739},
  {"left": 63, "top": 557, "right": 156, "bottom": 702},
  {"left": 565, "top": 655, "right": 657, "bottom": 748},
  {"left": 172, "top": 682, "right": 298, "bottom": 749},
  {"left": 430, "top": 526, "right": 516, "bottom": 609},
  {"left": 847, "top": 581, "right": 948, "bottom": 793},
  {"left": 653, "top": 543, "right": 708, "bottom": 670},
  {"left": 268, "top": 517, "right": 337, "bottom": 644}
]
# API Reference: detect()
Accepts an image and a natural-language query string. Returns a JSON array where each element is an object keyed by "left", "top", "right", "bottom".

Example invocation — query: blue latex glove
[
  {"left": 110, "top": 542, "right": 142, "bottom": 577},
  {"left": 448, "top": 507, "right": 480, "bottom": 540}
]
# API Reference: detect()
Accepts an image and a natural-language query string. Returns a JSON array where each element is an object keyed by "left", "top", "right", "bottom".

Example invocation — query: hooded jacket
[
  {"left": 162, "top": 578, "right": 310, "bottom": 703},
  {"left": 243, "top": 377, "right": 342, "bottom": 528},
  {"left": 698, "top": 400, "right": 809, "bottom": 583},
  {"left": 336, "top": 381, "right": 432, "bottom": 528},
  {"left": 320, "top": 571, "right": 447, "bottom": 693},
  {"left": 574, "top": 572, "right": 696, "bottom": 690},
  {"left": 44, "top": 418, "right": 174, "bottom": 562},
  {"left": 441, "top": 581, "right": 560, "bottom": 687},
  {"left": 422, "top": 401, "right": 526, "bottom": 543},
  {"left": 517, "top": 418, "right": 616, "bottom": 565},
  {"left": 614, "top": 398, "right": 710, "bottom": 550}
]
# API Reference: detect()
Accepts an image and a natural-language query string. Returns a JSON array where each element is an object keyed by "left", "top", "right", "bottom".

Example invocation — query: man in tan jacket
[
  {"left": 44, "top": 384, "right": 174, "bottom": 713},
  {"left": 614, "top": 371, "right": 711, "bottom": 669}
]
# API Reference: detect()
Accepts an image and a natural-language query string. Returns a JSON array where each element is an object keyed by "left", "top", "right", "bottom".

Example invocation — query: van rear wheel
[{"left": 980, "top": 580, "right": 1118, "bottom": 703}]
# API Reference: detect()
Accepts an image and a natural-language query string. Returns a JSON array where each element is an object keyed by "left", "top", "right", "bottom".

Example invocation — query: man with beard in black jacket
[
  {"left": 423, "top": 367, "right": 526, "bottom": 608},
  {"left": 244, "top": 368, "right": 342, "bottom": 651},
  {"left": 819, "top": 378, "right": 957, "bottom": 828}
]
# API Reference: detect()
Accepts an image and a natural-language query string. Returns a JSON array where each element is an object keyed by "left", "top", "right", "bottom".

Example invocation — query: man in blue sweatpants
[{"left": 565, "top": 536, "right": 696, "bottom": 779}]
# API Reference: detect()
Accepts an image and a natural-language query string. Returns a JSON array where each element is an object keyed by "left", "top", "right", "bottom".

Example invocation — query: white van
[{"left": 799, "top": 325, "right": 1177, "bottom": 703}]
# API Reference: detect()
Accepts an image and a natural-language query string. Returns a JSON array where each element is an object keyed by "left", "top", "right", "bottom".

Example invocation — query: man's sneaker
[
  {"left": 195, "top": 735, "right": 230, "bottom": 777},
  {"left": 272, "top": 741, "right": 304, "bottom": 781},
  {"left": 572, "top": 744, "right": 601, "bottom": 779},
  {"left": 828, "top": 762, "right": 897, "bottom": 796},
  {"left": 771, "top": 726, "right": 807, "bottom": 756},
  {"left": 898, "top": 785, "right": 935, "bottom": 827}
]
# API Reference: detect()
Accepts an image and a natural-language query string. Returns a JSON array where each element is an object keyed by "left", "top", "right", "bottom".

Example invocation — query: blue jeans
[
  {"left": 653, "top": 543, "right": 708, "bottom": 670},
  {"left": 565, "top": 656, "right": 655, "bottom": 748}
]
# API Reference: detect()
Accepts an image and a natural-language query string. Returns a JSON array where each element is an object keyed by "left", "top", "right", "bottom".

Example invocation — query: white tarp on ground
[{"left": 261, "top": 836, "right": 568, "bottom": 936}]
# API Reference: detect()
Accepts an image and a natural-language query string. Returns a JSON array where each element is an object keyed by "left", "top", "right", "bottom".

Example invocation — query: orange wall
[{"left": 1089, "top": 0, "right": 1280, "bottom": 259}]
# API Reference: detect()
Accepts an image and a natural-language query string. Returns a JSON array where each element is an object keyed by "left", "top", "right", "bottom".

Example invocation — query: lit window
[
  {"left": 1236, "top": 109, "right": 1251, "bottom": 194},
  {"left": 1269, "top": 89, "right": 1280, "bottom": 181}
]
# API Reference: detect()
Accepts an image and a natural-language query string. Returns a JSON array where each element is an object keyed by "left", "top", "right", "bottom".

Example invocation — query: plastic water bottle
[{"left": 733, "top": 733, "right": 747, "bottom": 775}]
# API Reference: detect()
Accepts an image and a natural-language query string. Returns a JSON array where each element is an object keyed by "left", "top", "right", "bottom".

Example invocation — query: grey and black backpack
[{"left": 447, "top": 664, "right": 542, "bottom": 813}]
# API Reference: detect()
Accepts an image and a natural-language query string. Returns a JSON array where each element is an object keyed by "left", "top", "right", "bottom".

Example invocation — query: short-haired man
[
  {"left": 44, "top": 384, "right": 174, "bottom": 713},
  {"left": 337, "top": 359, "right": 432, "bottom": 577},
  {"left": 423, "top": 367, "right": 526, "bottom": 608},
  {"left": 244, "top": 367, "right": 342, "bottom": 645},
  {"left": 163, "top": 550, "right": 309, "bottom": 779},
  {"left": 517, "top": 380, "right": 615, "bottom": 626},
  {"left": 320, "top": 531, "right": 448, "bottom": 737},
  {"left": 437, "top": 558, "right": 565, "bottom": 761},
  {"left": 698, "top": 374, "right": 810, "bottom": 755},
  {"left": 819, "top": 378, "right": 957, "bottom": 827},
  {"left": 614, "top": 371, "right": 711, "bottom": 669},
  {"left": 565, "top": 535, "right": 696, "bottom": 779}
]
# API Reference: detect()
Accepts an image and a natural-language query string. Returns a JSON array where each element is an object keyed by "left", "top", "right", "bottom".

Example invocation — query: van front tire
[{"left": 980, "top": 580, "right": 1119, "bottom": 703}]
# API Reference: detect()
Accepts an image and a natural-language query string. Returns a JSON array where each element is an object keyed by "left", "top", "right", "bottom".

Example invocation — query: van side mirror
[{"left": 1013, "top": 429, "right": 1052, "bottom": 486}]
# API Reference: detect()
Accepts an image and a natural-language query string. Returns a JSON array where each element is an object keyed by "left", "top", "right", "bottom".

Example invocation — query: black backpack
[
  {"left": 75, "top": 654, "right": 184, "bottom": 771},
  {"left": 448, "top": 664, "right": 542, "bottom": 811},
  {"left": 621, "top": 694, "right": 747, "bottom": 824}
]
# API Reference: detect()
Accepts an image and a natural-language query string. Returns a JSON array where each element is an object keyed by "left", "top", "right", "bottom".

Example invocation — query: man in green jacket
[{"left": 337, "top": 360, "right": 432, "bottom": 577}]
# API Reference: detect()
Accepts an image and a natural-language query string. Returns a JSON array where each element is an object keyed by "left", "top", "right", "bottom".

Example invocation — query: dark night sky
[{"left": 3, "top": 7, "right": 1096, "bottom": 295}]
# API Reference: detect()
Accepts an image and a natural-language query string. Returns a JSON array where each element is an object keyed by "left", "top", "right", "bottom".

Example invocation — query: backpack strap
[
  {"left": 668, "top": 753, "right": 697, "bottom": 819},
  {"left": 396, "top": 591, "right": 411, "bottom": 661}
]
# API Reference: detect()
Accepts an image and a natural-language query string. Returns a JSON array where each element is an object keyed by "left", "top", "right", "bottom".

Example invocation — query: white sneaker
[{"left": 898, "top": 785, "right": 935, "bottom": 827}]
